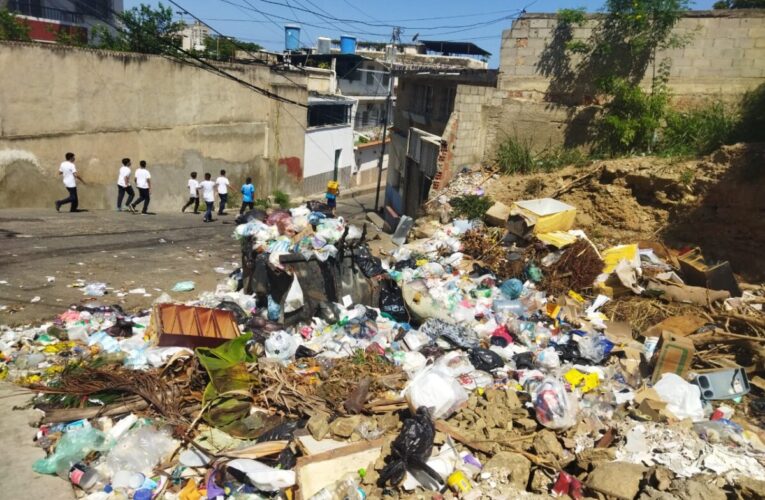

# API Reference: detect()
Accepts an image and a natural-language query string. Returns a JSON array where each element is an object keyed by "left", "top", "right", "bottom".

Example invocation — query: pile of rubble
[{"left": 1, "top": 182, "right": 765, "bottom": 500}]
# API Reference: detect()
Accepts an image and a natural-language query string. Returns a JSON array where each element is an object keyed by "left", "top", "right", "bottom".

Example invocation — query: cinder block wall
[{"left": 0, "top": 42, "right": 308, "bottom": 210}]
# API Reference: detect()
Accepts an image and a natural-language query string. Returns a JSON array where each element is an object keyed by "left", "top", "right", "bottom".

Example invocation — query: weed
[
  {"left": 253, "top": 198, "right": 269, "bottom": 209},
  {"left": 496, "top": 137, "right": 535, "bottom": 174},
  {"left": 450, "top": 194, "right": 494, "bottom": 220},
  {"left": 660, "top": 101, "right": 736, "bottom": 157},
  {"left": 734, "top": 82, "right": 765, "bottom": 143},
  {"left": 525, "top": 178, "right": 545, "bottom": 196},
  {"left": 679, "top": 168, "right": 694, "bottom": 186},
  {"left": 273, "top": 190, "right": 291, "bottom": 209}
]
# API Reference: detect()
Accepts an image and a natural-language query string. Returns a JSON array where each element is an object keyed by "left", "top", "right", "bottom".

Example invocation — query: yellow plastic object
[
  {"left": 600, "top": 244, "right": 640, "bottom": 274},
  {"left": 327, "top": 180, "right": 339, "bottom": 190},
  {"left": 179, "top": 480, "right": 203, "bottom": 500},
  {"left": 511, "top": 198, "right": 577, "bottom": 235},
  {"left": 447, "top": 470, "right": 473, "bottom": 494},
  {"left": 568, "top": 290, "right": 585, "bottom": 303},
  {"left": 537, "top": 231, "right": 579, "bottom": 248},
  {"left": 564, "top": 368, "right": 600, "bottom": 393}
]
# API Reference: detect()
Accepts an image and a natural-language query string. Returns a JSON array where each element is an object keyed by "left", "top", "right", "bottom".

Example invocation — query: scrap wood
[
  {"left": 41, "top": 395, "right": 148, "bottom": 424},
  {"left": 549, "top": 168, "right": 598, "bottom": 198},
  {"left": 365, "top": 397, "right": 408, "bottom": 413},
  {"left": 714, "top": 312, "right": 765, "bottom": 329},
  {"left": 434, "top": 419, "right": 493, "bottom": 455},
  {"left": 218, "top": 440, "right": 289, "bottom": 459}
]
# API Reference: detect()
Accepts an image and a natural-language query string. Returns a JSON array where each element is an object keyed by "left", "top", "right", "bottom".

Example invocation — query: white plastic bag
[
  {"left": 405, "top": 366, "right": 468, "bottom": 419},
  {"left": 530, "top": 377, "right": 578, "bottom": 430},
  {"left": 265, "top": 330, "right": 298, "bottom": 362},
  {"left": 283, "top": 275, "right": 304, "bottom": 313},
  {"left": 654, "top": 373, "right": 705, "bottom": 422},
  {"left": 226, "top": 459, "right": 296, "bottom": 491}
]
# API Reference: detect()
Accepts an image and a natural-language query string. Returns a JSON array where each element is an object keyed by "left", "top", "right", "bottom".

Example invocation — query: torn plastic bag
[
  {"left": 468, "top": 348, "right": 505, "bottom": 372},
  {"left": 283, "top": 275, "right": 304, "bottom": 314},
  {"left": 267, "top": 295, "right": 281, "bottom": 321},
  {"left": 306, "top": 200, "right": 333, "bottom": 216},
  {"left": 106, "top": 317, "right": 134, "bottom": 337},
  {"left": 379, "top": 280, "right": 410, "bottom": 323},
  {"left": 378, "top": 407, "right": 441, "bottom": 488},
  {"left": 255, "top": 420, "right": 305, "bottom": 443},
  {"left": 353, "top": 245, "right": 384, "bottom": 278},
  {"left": 419, "top": 318, "right": 479, "bottom": 349},
  {"left": 235, "top": 209, "right": 267, "bottom": 225},
  {"left": 264, "top": 330, "right": 298, "bottom": 362},
  {"left": 226, "top": 459, "right": 296, "bottom": 492},
  {"left": 316, "top": 301, "right": 340, "bottom": 324}
]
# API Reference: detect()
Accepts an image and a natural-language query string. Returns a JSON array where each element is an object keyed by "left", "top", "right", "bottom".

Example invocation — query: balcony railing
[{"left": 8, "top": 1, "right": 85, "bottom": 25}]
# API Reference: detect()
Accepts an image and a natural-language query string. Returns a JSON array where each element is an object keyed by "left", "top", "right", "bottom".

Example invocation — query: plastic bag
[
  {"left": 103, "top": 425, "right": 177, "bottom": 475},
  {"left": 235, "top": 208, "right": 267, "bottom": 225},
  {"left": 434, "top": 351, "right": 474, "bottom": 378},
  {"left": 354, "top": 245, "right": 384, "bottom": 278},
  {"left": 171, "top": 281, "right": 195, "bottom": 292},
  {"left": 283, "top": 275, "right": 304, "bottom": 314},
  {"left": 531, "top": 377, "right": 578, "bottom": 430},
  {"left": 33, "top": 427, "right": 112, "bottom": 475},
  {"left": 267, "top": 295, "right": 281, "bottom": 321},
  {"left": 535, "top": 347, "right": 561, "bottom": 370},
  {"left": 378, "top": 407, "right": 439, "bottom": 487},
  {"left": 468, "top": 348, "right": 504, "bottom": 372},
  {"left": 405, "top": 367, "right": 468, "bottom": 419},
  {"left": 84, "top": 282, "right": 107, "bottom": 297},
  {"left": 265, "top": 331, "right": 298, "bottom": 362},
  {"left": 499, "top": 278, "right": 524, "bottom": 300},
  {"left": 654, "top": 373, "right": 705, "bottom": 422},
  {"left": 379, "top": 280, "right": 409, "bottom": 323},
  {"left": 226, "top": 459, "right": 296, "bottom": 491}
]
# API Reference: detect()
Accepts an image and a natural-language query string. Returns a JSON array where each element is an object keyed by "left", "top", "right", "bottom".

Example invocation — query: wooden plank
[{"left": 434, "top": 420, "right": 492, "bottom": 454}]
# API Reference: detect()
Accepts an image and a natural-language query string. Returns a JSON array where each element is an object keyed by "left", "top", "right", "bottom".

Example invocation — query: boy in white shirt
[
  {"left": 116, "top": 158, "right": 135, "bottom": 212},
  {"left": 130, "top": 160, "right": 152, "bottom": 214},
  {"left": 182, "top": 171, "right": 200, "bottom": 214},
  {"left": 215, "top": 169, "right": 231, "bottom": 215},
  {"left": 56, "top": 152, "right": 86, "bottom": 213},
  {"left": 199, "top": 172, "right": 216, "bottom": 222}
]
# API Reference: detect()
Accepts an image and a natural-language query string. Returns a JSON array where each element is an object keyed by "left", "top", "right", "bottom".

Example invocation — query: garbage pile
[{"left": 1, "top": 194, "right": 765, "bottom": 499}]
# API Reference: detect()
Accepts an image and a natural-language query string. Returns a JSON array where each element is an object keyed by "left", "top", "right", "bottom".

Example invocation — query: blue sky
[{"left": 126, "top": 0, "right": 716, "bottom": 67}]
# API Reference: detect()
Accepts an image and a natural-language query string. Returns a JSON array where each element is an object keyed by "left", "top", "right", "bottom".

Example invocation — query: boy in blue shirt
[{"left": 240, "top": 177, "right": 255, "bottom": 214}]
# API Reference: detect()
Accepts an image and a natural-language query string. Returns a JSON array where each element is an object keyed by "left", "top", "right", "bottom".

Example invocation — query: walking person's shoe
[
  {"left": 128, "top": 204, "right": 137, "bottom": 213},
  {"left": 55, "top": 201, "right": 61, "bottom": 212}
]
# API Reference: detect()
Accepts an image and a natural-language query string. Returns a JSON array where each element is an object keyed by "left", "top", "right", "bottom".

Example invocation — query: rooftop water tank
[
  {"left": 340, "top": 35, "right": 356, "bottom": 54},
  {"left": 317, "top": 37, "right": 331, "bottom": 54},
  {"left": 285, "top": 25, "right": 300, "bottom": 52}
]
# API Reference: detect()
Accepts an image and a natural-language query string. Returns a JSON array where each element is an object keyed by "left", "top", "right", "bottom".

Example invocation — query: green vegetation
[
  {"left": 254, "top": 198, "right": 270, "bottom": 209},
  {"left": 735, "top": 83, "right": 765, "bottom": 143},
  {"left": 557, "top": 7, "right": 587, "bottom": 26},
  {"left": 273, "top": 190, "right": 291, "bottom": 209},
  {"left": 202, "top": 35, "right": 262, "bottom": 60},
  {"left": 713, "top": 0, "right": 765, "bottom": 8},
  {"left": 496, "top": 137, "right": 588, "bottom": 175},
  {"left": 450, "top": 194, "right": 494, "bottom": 220},
  {"left": 0, "top": 8, "right": 30, "bottom": 41},
  {"left": 91, "top": 3, "right": 184, "bottom": 55},
  {"left": 661, "top": 101, "right": 736, "bottom": 156}
]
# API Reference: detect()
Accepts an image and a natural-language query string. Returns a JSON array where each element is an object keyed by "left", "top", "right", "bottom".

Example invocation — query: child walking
[
  {"left": 182, "top": 171, "right": 200, "bottom": 214},
  {"left": 240, "top": 177, "right": 255, "bottom": 214},
  {"left": 199, "top": 173, "right": 216, "bottom": 222}
]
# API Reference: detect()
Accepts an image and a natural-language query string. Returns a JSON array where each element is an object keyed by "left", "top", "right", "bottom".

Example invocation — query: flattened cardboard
[{"left": 652, "top": 331, "right": 695, "bottom": 384}]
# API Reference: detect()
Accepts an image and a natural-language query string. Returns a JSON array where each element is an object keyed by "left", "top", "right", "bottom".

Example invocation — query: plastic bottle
[
  {"left": 59, "top": 461, "right": 101, "bottom": 490},
  {"left": 309, "top": 474, "right": 366, "bottom": 500}
]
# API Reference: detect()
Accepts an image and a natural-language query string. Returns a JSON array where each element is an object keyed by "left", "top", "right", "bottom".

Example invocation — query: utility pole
[{"left": 373, "top": 26, "right": 400, "bottom": 212}]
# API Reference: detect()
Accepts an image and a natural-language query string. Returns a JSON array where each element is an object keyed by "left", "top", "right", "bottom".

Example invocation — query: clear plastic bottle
[{"left": 309, "top": 474, "right": 366, "bottom": 500}]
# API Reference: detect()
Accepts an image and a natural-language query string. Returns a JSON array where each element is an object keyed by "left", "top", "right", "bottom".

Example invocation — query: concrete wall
[
  {"left": 0, "top": 42, "right": 308, "bottom": 210},
  {"left": 303, "top": 125, "right": 355, "bottom": 195},
  {"left": 352, "top": 140, "right": 388, "bottom": 187}
]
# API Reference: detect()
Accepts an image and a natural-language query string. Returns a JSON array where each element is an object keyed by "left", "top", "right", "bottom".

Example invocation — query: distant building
[
  {"left": 303, "top": 93, "right": 356, "bottom": 194},
  {"left": 179, "top": 21, "right": 208, "bottom": 52},
  {"left": 4, "top": 0, "right": 123, "bottom": 42}
]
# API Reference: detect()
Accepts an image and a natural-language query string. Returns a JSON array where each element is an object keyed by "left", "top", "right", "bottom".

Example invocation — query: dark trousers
[
  {"left": 117, "top": 185, "right": 135, "bottom": 209},
  {"left": 182, "top": 196, "right": 200, "bottom": 213},
  {"left": 240, "top": 201, "right": 254, "bottom": 214},
  {"left": 204, "top": 201, "right": 214, "bottom": 221},
  {"left": 58, "top": 187, "right": 78, "bottom": 212},
  {"left": 218, "top": 193, "right": 228, "bottom": 214},
  {"left": 132, "top": 188, "right": 150, "bottom": 213}
]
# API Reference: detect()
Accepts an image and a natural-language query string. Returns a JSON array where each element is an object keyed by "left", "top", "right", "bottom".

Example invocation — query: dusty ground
[{"left": 486, "top": 143, "right": 765, "bottom": 282}]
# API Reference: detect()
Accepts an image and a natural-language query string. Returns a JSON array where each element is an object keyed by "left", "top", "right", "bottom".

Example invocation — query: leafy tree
[
  {"left": 91, "top": 2, "right": 184, "bottom": 55},
  {"left": 0, "top": 8, "right": 31, "bottom": 41},
  {"left": 203, "top": 35, "right": 262, "bottom": 60}
]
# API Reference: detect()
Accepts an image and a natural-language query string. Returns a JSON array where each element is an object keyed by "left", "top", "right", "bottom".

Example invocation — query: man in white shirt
[
  {"left": 215, "top": 169, "right": 231, "bottom": 215},
  {"left": 199, "top": 172, "right": 216, "bottom": 222},
  {"left": 116, "top": 158, "right": 135, "bottom": 212},
  {"left": 55, "top": 152, "right": 86, "bottom": 212},
  {"left": 130, "top": 160, "right": 152, "bottom": 214},
  {"left": 182, "top": 171, "right": 200, "bottom": 214}
]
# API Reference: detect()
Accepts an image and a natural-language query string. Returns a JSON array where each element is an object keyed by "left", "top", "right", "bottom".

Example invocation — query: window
[
  {"left": 366, "top": 71, "right": 374, "bottom": 85},
  {"left": 361, "top": 111, "right": 369, "bottom": 127},
  {"left": 382, "top": 74, "right": 390, "bottom": 88},
  {"left": 307, "top": 104, "right": 352, "bottom": 127}
]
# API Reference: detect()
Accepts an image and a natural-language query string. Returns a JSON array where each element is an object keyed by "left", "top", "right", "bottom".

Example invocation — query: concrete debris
[
  {"left": 587, "top": 462, "right": 647, "bottom": 499},
  {"left": 483, "top": 451, "right": 532, "bottom": 489}
]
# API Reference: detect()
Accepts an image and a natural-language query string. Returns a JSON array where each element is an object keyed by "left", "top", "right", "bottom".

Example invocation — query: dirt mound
[{"left": 486, "top": 143, "right": 765, "bottom": 281}]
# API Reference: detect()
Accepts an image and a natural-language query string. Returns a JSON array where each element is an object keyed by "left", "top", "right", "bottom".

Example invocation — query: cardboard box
[
  {"left": 652, "top": 331, "right": 695, "bottom": 384},
  {"left": 511, "top": 198, "right": 576, "bottom": 234}
]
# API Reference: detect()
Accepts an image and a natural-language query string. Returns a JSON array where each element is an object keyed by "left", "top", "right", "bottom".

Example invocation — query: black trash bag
[
  {"left": 513, "top": 351, "right": 535, "bottom": 370},
  {"left": 306, "top": 200, "right": 334, "bottom": 216},
  {"left": 216, "top": 300, "right": 248, "bottom": 324},
  {"left": 316, "top": 301, "right": 340, "bottom": 324},
  {"left": 470, "top": 263, "right": 495, "bottom": 278},
  {"left": 379, "top": 280, "right": 410, "bottom": 323},
  {"left": 106, "top": 317, "right": 133, "bottom": 338},
  {"left": 255, "top": 419, "right": 306, "bottom": 443},
  {"left": 235, "top": 208, "right": 267, "bottom": 225},
  {"left": 378, "top": 407, "right": 441, "bottom": 488},
  {"left": 554, "top": 341, "right": 590, "bottom": 365},
  {"left": 353, "top": 245, "right": 384, "bottom": 278},
  {"left": 295, "top": 345, "right": 318, "bottom": 358},
  {"left": 468, "top": 348, "right": 505, "bottom": 372},
  {"left": 394, "top": 258, "right": 417, "bottom": 271},
  {"left": 420, "top": 318, "right": 479, "bottom": 349}
]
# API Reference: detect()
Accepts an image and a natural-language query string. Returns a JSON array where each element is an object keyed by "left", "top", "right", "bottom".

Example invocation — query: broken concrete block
[
  {"left": 307, "top": 412, "right": 330, "bottom": 440},
  {"left": 483, "top": 451, "right": 531, "bottom": 490},
  {"left": 533, "top": 429, "right": 564, "bottom": 460},
  {"left": 530, "top": 467, "right": 552, "bottom": 493},
  {"left": 329, "top": 415, "right": 362, "bottom": 439},
  {"left": 484, "top": 201, "right": 512, "bottom": 227},
  {"left": 587, "top": 462, "right": 646, "bottom": 499},
  {"left": 670, "top": 478, "right": 727, "bottom": 500}
]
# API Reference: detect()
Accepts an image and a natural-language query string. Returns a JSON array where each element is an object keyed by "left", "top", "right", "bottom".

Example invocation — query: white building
[
  {"left": 179, "top": 21, "right": 209, "bottom": 52},
  {"left": 303, "top": 94, "right": 356, "bottom": 195}
]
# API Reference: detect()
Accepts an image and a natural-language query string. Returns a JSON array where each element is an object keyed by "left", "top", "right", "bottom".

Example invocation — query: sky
[{"left": 125, "top": 0, "right": 717, "bottom": 67}]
